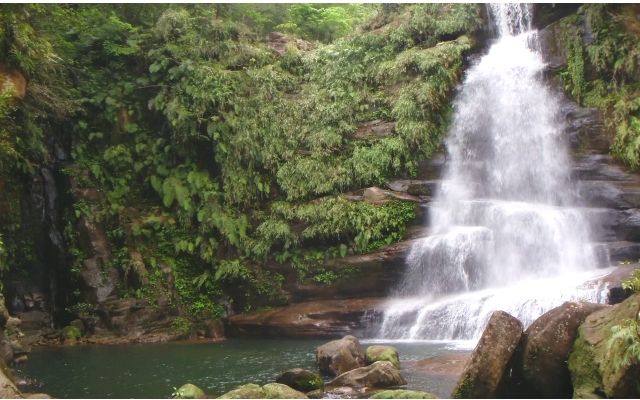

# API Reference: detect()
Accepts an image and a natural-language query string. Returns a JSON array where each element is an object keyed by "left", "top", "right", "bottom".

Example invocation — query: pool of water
[{"left": 17, "top": 338, "right": 469, "bottom": 398}]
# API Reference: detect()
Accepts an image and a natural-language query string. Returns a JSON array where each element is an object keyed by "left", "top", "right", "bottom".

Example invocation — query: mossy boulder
[
  {"left": 218, "top": 383, "right": 265, "bottom": 399},
  {"left": 69, "top": 319, "right": 86, "bottom": 335},
  {"left": 218, "top": 383, "right": 308, "bottom": 399},
  {"left": 568, "top": 293, "right": 640, "bottom": 398},
  {"left": 263, "top": 383, "right": 308, "bottom": 399},
  {"left": 173, "top": 383, "right": 206, "bottom": 399},
  {"left": 371, "top": 389, "right": 437, "bottom": 399},
  {"left": 366, "top": 345, "right": 400, "bottom": 369},
  {"left": 519, "top": 301, "right": 607, "bottom": 398},
  {"left": 275, "top": 368, "right": 324, "bottom": 392},
  {"left": 62, "top": 325, "right": 82, "bottom": 341}
]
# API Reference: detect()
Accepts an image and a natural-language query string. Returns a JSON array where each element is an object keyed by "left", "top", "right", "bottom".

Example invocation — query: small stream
[{"left": 17, "top": 339, "right": 468, "bottom": 398}]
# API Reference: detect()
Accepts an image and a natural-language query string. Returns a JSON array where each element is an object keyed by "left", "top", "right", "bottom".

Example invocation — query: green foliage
[
  {"left": 622, "top": 269, "right": 640, "bottom": 293},
  {"left": 560, "top": 4, "right": 640, "bottom": 168},
  {"left": 170, "top": 316, "right": 193, "bottom": 336},
  {"left": 606, "top": 318, "right": 640, "bottom": 373},
  {"left": 0, "top": 4, "right": 481, "bottom": 317}
]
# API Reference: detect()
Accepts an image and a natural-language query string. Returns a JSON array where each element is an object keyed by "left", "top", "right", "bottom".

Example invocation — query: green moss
[
  {"left": 62, "top": 325, "right": 82, "bottom": 340},
  {"left": 172, "top": 383, "right": 206, "bottom": 399},
  {"left": 568, "top": 329, "right": 605, "bottom": 398}
]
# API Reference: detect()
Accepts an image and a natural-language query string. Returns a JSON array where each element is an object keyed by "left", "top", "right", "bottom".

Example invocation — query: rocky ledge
[{"left": 227, "top": 298, "right": 384, "bottom": 338}]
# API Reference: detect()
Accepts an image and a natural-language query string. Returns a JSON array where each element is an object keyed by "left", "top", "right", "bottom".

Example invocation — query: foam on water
[{"left": 377, "top": 4, "right": 609, "bottom": 342}]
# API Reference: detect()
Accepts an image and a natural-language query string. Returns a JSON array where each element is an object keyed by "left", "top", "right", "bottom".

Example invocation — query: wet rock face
[
  {"left": 317, "top": 335, "right": 366, "bottom": 377},
  {"left": 228, "top": 298, "right": 383, "bottom": 338},
  {"left": 518, "top": 301, "right": 609, "bottom": 398},
  {"left": 569, "top": 293, "right": 640, "bottom": 399},
  {"left": 452, "top": 311, "right": 523, "bottom": 399},
  {"left": 77, "top": 217, "right": 118, "bottom": 304},
  {"left": 326, "top": 361, "right": 407, "bottom": 390}
]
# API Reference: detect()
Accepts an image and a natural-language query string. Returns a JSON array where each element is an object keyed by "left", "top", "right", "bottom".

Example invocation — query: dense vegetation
[
  {"left": 0, "top": 4, "right": 483, "bottom": 324},
  {"left": 559, "top": 4, "right": 640, "bottom": 168}
]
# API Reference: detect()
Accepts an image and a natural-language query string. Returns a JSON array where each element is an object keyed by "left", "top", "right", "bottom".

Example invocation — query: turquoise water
[{"left": 17, "top": 339, "right": 465, "bottom": 398}]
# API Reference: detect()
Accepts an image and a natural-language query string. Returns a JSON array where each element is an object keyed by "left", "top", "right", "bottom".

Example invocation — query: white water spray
[{"left": 378, "top": 4, "right": 611, "bottom": 342}]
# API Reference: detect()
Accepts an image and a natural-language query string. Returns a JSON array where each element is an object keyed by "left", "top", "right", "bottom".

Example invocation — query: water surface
[{"left": 18, "top": 339, "right": 465, "bottom": 398}]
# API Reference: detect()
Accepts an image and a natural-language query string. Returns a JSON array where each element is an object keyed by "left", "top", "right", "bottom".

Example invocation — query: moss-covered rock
[
  {"left": 568, "top": 293, "right": 640, "bottom": 398},
  {"left": 370, "top": 389, "right": 437, "bottom": 399},
  {"left": 218, "top": 383, "right": 265, "bottom": 399},
  {"left": 173, "top": 383, "right": 206, "bottom": 399},
  {"left": 263, "top": 383, "right": 308, "bottom": 399},
  {"left": 62, "top": 325, "right": 82, "bottom": 341},
  {"left": 366, "top": 345, "right": 400, "bottom": 369},
  {"left": 218, "top": 383, "right": 308, "bottom": 399},
  {"left": 275, "top": 368, "right": 324, "bottom": 392}
]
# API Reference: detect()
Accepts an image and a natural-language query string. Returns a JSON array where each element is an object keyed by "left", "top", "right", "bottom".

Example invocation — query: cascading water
[{"left": 377, "top": 4, "right": 611, "bottom": 342}]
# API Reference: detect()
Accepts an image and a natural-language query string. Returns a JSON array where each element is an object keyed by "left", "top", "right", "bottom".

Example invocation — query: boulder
[
  {"left": 267, "top": 32, "right": 313, "bottom": 56},
  {"left": 0, "top": 362, "right": 20, "bottom": 398},
  {"left": 218, "top": 383, "right": 308, "bottom": 399},
  {"left": 365, "top": 345, "right": 400, "bottom": 369},
  {"left": 452, "top": 311, "right": 523, "bottom": 398},
  {"left": 204, "top": 319, "right": 225, "bottom": 340},
  {"left": 218, "top": 383, "right": 265, "bottom": 399},
  {"left": 317, "top": 335, "right": 366, "bottom": 377},
  {"left": 173, "top": 383, "right": 206, "bottom": 399},
  {"left": 326, "top": 361, "right": 407, "bottom": 390},
  {"left": 370, "top": 389, "right": 437, "bottom": 399},
  {"left": 262, "top": 383, "right": 308, "bottom": 399},
  {"left": 275, "top": 368, "right": 324, "bottom": 392},
  {"left": 25, "top": 394, "right": 51, "bottom": 399},
  {"left": 568, "top": 293, "right": 640, "bottom": 398},
  {"left": 518, "top": 301, "right": 608, "bottom": 397}
]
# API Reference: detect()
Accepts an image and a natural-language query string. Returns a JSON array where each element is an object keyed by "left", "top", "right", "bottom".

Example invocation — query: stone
[
  {"left": 517, "top": 301, "right": 608, "bottom": 398},
  {"left": 275, "top": 368, "right": 324, "bottom": 392},
  {"left": 218, "top": 383, "right": 265, "bottom": 399},
  {"left": 354, "top": 120, "right": 395, "bottom": 140},
  {"left": 568, "top": 293, "right": 640, "bottom": 398},
  {"left": 262, "top": 383, "right": 308, "bottom": 399},
  {"left": 0, "top": 65, "right": 27, "bottom": 99},
  {"left": 306, "top": 389, "right": 323, "bottom": 399},
  {"left": 25, "top": 394, "right": 52, "bottom": 399},
  {"left": 452, "top": 311, "right": 523, "bottom": 398},
  {"left": 218, "top": 383, "right": 308, "bottom": 399},
  {"left": 317, "top": 335, "right": 366, "bottom": 377},
  {"left": 267, "top": 32, "right": 313, "bottom": 56},
  {"left": 77, "top": 217, "right": 118, "bottom": 304},
  {"left": 204, "top": 319, "right": 225, "bottom": 340},
  {"left": 173, "top": 383, "right": 206, "bottom": 399},
  {"left": 0, "top": 362, "right": 20, "bottom": 398},
  {"left": 362, "top": 187, "right": 420, "bottom": 205},
  {"left": 370, "top": 389, "right": 437, "bottom": 399},
  {"left": 366, "top": 345, "right": 400, "bottom": 369},
  {"left": 326, "top": 361, "right": 407, "bottom": 390}
]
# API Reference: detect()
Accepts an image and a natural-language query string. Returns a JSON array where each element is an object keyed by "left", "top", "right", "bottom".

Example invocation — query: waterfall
[{"left": 377, "top": 4, "right": 610, "bottom": 342}]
